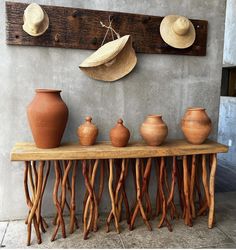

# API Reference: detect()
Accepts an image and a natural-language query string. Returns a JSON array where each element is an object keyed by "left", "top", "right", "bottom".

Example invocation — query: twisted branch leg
[
  {"left": 70, "top": 160, "right": 78, "bottom": 234},
  {"left": 158, "top": 157, "right": 172, "bottom": 231},
  {"left": 167, "top": 156, "right": 179, "bottom": 220},
  {"left": 208, "top": 154, "right": 217, "bottom": 228},
  {"left": 190, "top": 155, "right": 196, "bottom": 219},
  {"left": 51, "top": 161, "right": 66, "bottom": 241},
  {"left": 130, "top": 158, "right": 152, "bottom": 231},
  {"left": 183, "top": 156, "right": 192, "bottom": 227},
  {"left": 107, "top": 159, "right": 120, "bottom": 233},
  {"left": 27, "top": 161, "right": 44, "bottom": 245},
  {"left": 107, "top": 159, "right": 126, "bottom": 232}
]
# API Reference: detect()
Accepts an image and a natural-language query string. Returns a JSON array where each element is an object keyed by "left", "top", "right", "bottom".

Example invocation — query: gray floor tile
[
  {"left": 0, "top": 221, "right": 8, "bottom": 246},
  {"left": 2, "top": 191, "right": 236, "bottom": 248},
  {"left": 119, "top": 216, "right": 234, "bottom": 249},
  {"left": 199, "top": 243, "right": 236, "bottom": 248},
  {"left": 2, "top": 218, "right": 123, "bottom": 249}
]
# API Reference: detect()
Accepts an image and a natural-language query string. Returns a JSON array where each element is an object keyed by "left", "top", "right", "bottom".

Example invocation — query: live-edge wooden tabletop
[{"left": 10, "top": 139, "right": 228, "bottom": 161}]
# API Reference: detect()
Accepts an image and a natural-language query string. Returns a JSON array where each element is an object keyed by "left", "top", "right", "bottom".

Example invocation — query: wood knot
[{"left": 54, "top": 34, "right": 60, "bottom": 42}]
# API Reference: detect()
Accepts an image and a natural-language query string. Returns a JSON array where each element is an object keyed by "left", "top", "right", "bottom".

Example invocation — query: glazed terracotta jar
[
  {"left": 110, "top": 119, "right": 130, "bottom": 147},
  {"left": 27, "top": 89, "right": 68, "bottom": 149},
  {"left": 181, "top": 107, "right": 212, "bottom": 144},
  {"left": 77, "top": 116, "right": 98, "bottom": 146},
  {"left": 140, "top": 115, "right": 168, "bottom": 146}
]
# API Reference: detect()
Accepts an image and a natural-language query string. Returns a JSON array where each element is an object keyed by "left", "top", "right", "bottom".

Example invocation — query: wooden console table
[{"left": 10, "top": 139, "right": 228, "bottom": 246}]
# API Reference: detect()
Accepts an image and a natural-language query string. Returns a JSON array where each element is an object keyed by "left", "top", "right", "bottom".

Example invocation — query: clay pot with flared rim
[
  {"left": 27, "top": 89, "right": 69, "bottom": 149},
  {"left": 140, "top": 115, "right": 168, "bottom": 146},
  {"left": 110, "top": 119, "right": 130, "bottom": 147},
  {"left": 77, "top": 116, "right": 98, "bottom": 146},
  {"left": 181, "top": 107, "right": 212, "bottom": 144}
]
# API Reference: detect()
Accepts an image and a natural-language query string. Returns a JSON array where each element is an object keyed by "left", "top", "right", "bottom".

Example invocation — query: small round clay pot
[
  {"left": 77, "top": 116, "right": 98, "bottom": 146},
  {"left": 140, "top": 115, "right": 168, "bottom": 146},
  {"left": 181, "top": 107, "right": 212, "bottom": 144},
  {"left": 27, "top": 89, "right": 69, "bottom": 149},
  {"left": 110, "top": 119, "right": 130, "bottom": 147}
]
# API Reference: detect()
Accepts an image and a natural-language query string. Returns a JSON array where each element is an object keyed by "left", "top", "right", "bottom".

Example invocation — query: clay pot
[
  {"left": 140, "top": 115, "right": 168, "bottom": 146},
  {"left": 77, "top": 116, "right": 98, "bottom": 146},
  {"left": 181, "top": 107, "right": 212, "bottom": 144},
  {"left": 110, "top": 119, "right": 130, "bottom": 147},
  {"left": 27, "top": 89, "right": 69, "bottom": 148}
]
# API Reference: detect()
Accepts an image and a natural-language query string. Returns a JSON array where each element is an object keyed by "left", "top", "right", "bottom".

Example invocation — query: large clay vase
[
  {"left": 77, "top": 116, "right": 98, "bottom": 146},
  {"left": 140, "top": 115, "right": 168, "bottom": 146},
  {"left": 27, "top": 89, "right": 69, "bottom": 149},
  {"left": 181, "top": 107, "right": 212, "bottom": 144},
  {"left": 110, "top": 119, "right": 130, "bottom": 147}
]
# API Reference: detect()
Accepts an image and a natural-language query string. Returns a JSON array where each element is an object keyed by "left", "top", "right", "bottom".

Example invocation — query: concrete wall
[
  {"left": 218, "top": 96, "right": 236, "bottom": 168},
  {"left": 223, "top": 0, "right": 236, "bottom": 66},
  {"left": 0, "top": 0, "right": 226, "bottom": 220}
]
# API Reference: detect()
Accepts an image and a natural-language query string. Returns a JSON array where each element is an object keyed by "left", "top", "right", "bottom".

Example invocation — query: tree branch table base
[{"left": 11, "top": 140, "right": 228, "bottom": 246}]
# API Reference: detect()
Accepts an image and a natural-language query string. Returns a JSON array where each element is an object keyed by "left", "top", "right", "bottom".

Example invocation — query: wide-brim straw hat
[
  {"left": 79, "top": 35, "right": 137, "bottom": 82},
  {"left": 160, "top": 15, "right": 196, "bottom": 49},
  {"left": 23, "top": 3, "right": 49, "bottom": 37}
]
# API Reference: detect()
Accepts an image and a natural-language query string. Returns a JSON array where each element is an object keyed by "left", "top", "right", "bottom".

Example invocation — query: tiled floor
[{"left": 0, "top": 192, "right": 236, "bottom": 249}]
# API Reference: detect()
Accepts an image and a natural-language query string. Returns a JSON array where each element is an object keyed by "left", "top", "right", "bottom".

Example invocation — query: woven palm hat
[
  {"left": 160, "top": 15, "right": 196, "bottom": 49},
  {"left": 23, "top": 3, "right": 49, "bottom": 36},
  {"left": 79, "top": 35, "right": 137, "bottom": 82}
]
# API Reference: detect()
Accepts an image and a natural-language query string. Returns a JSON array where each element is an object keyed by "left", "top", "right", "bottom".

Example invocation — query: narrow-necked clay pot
[
  {"left": 110, "top": 119, "right": 130, "bottom": 147},
  {"left": 77, "top": 116, "right": 98, "bottom": 146},
  {"left": 181, "top": 107, "right": 212, "bottom": 144},
  {"left": 140, "top": 115, "right": 168, "bottom": 146},
  {"left": 27, "top": 89, "right": 69, "bottom": 148}
]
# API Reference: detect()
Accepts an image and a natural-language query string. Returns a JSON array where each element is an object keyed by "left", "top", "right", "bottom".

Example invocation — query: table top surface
[{"left": 10, "top": 139, "right": 228, "bottom": 161}]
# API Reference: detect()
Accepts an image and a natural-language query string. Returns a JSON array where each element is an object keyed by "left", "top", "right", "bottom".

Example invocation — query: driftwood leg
[
  {"left": 37, "top": 161, "right": 50, "bottom": 233},
  {"left": 51, "top": 161, "right": 66, "bottom": 241},
  {"left": 158, "top": 157, "right": 172, "bottom": 231},
  {"left": 167, "top": 156, "right": 179, "bottom": 220},
  {"left": 190, "top": 155, "right": 196, "bottom": 219},
  {"left": 82, "top": 160, "right": 99, "bottom": 239},
  {"left": 122, "top": 159, "right": 131, "bottom": 224},
  {"left": 155, "top": 158, "right": 161, "bottom": 217},
  {"left": 97, "top": 160, "right": 105, "bottom": 206},
  {"left": 195, "top": 155, "right": 204, "bottom": 212},
  {"left": 107, "top": 159, "right": 120, "bottom": 233},
  {"left": 142, "top": 159, "right": 152, "bottom": 220},
  {"left": 208, "top": 154, "right": 217, "bottom": 228},
  {"left": 183, "top": 156, "right": 192, "bottom": 227},
  {"left": 24, "top": 162, "right": 34, "bottom": 245},
  {"left": 130, "top": 158, "right": 152, "bottom": 231},
  {"left": 70, "top": 160, "right": 78, "bottom": 234},
  {"left": 27, "top": 161, "right": 44, "bottom": 246},
  {"left": 202, "top": 155, "right": 210, "bottom": 207},
  {"left": 107, "top": 159, "right": 127, "bottom": 231}
]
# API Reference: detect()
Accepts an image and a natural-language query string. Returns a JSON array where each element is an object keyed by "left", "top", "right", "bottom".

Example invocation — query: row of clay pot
[{"left": 27, "top": 89, "right": 212, "bottom": 149}]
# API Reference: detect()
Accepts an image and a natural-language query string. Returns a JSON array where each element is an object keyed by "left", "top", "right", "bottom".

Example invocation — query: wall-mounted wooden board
[{"left": 6, "top": 2, "right": 208, "bottom": 56}]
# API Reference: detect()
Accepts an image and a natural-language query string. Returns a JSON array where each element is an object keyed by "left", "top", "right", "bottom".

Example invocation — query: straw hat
[
  {"left": 160, "top": 15, "right": 196, "bottom": 49},
  {"left": 79, "top": 35, "right": 137, "bottom": 82},
  {"left": 22, "top": 3, "right": 49, "bottom": 36}
]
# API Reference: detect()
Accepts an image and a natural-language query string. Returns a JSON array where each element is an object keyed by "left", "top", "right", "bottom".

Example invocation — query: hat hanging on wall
[
  {"left": 79, "top": 35, "right": 137, "bottom": 82},
  {"left": 22, "top": 3, "right": 49, "bottom": 36},
  {"left": 160, "top": 15, "right": 196, "bottom": 49}
]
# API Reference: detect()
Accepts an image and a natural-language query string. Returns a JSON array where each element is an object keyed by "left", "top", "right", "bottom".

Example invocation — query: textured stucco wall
[
  {"left": 223, "top": 0, "right": 236, "bottom": 66},
  {"left": 0, "top": 0, "right": 226, "bottom": 220},
  {"left": 218, "top": 96, "right": 236, "bottom": 168}
]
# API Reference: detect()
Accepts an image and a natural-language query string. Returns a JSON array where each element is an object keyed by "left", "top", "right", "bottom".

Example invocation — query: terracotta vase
[
  {"left": 110, "top": 119, "right": 130, "bottom": 147},
  {"left": 181, "top": 107, "right": 212, "bottom": 144},
  {"left": 140, "top": 115, "right": 168, "bottom": 146},
  {"left": 77, "top": 116, "right": 98, "bottom": 146},
  {"left": 27, "top": 89, "right": 69, "bottom": 149}
]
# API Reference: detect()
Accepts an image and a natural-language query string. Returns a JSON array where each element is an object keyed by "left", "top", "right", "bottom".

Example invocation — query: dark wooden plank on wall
[{"left": 5, "top": 2, "right": 208, "bottom": 56}]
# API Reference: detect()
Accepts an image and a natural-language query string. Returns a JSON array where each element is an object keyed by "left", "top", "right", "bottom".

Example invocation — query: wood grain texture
[
  {"left": 11, "top": 139, "right": 228, "bottom": 161},
  {"left": 6, "top": 2, "right": 208, "bottom": 56}
]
